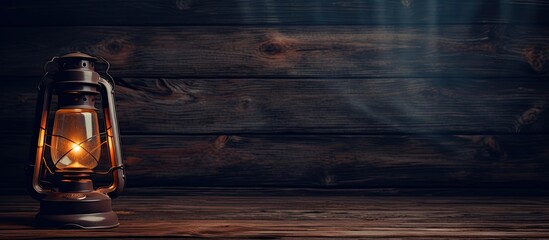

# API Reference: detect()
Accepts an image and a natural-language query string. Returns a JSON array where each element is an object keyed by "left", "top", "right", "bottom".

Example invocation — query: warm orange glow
[
  {"left": 50, "top": 108, "right": 101, "bottom": 170},
  {"left": 37, "top": 129, "right": 46, "bottom": 147},
  {"left": 72, "top": 143, "right": 82, "bottom": 153}
]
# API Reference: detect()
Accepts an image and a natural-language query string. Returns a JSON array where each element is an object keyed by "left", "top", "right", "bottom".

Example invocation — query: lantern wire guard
[{"left": 27, "top": 52, "right": 125, "bottom": 229}]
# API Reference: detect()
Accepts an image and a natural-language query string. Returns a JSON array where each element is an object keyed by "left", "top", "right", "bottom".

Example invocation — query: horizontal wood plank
[
  {"left": 2, "top": 78, "right": 548, "bottom": 134},
  {"left": 1, "top": 194, "right": 549, "bottom": 238},
  {"left": 1, "top": 0, "right": 549, "bottom": 26},
  {"left": 1, "top": 25, "right": 548, "bottom": 78},
  {"left": 2, "top": 134, "right": 548, "bottom": 188}
]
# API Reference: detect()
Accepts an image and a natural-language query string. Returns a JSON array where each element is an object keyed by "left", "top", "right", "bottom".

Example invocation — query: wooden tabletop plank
[
  {"left": 1, "top": 194, "right": 548, "bottom": 238},
  {"left": 1, "top": 25, "right": 547, "bottom": 78},
  {"left": 1, "top": 0, "right": 548, "bottom": 26}
]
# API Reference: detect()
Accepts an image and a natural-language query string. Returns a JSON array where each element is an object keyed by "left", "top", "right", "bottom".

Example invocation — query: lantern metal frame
[{"left": 26, "top": 52, "right": 126, "bottom": 229}]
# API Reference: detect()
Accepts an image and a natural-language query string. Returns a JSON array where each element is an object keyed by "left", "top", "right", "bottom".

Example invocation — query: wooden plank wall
[{"left": 0, "top": 0, "right": 548, "bottom": 190}]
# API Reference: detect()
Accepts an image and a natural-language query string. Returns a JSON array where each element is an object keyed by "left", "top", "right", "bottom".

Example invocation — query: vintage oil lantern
[{"left": 26, "top": 52, "right": 125, "bottom": 228}]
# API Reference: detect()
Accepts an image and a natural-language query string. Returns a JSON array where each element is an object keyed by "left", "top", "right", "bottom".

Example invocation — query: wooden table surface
[{"left": 1, "top": 188, "right": 548, "bottom": 239}]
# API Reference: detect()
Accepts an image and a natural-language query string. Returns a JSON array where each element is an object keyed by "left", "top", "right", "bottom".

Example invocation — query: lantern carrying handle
[
  {"left": 39, "top": 56, "right": 59, "bottom": 91},
  {"left": 97, "top": 56, "right": 116, "bottom": 92}
]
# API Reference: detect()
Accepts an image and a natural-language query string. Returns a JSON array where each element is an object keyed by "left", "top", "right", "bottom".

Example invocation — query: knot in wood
[
  {"left": 175, "top": 0, "right": 192, "bottom": 10},
  {"left": 107, "top": 42, "right": 121, "bottom": 53},
  {"left": 96, "top": 37, "right": 134, "bottom": 55},
  {"left": 515, "top": 102, "right": 546, "bottom": 132},
  {"left": 524, "top": 47, "right": 548, "bottom": 73},
  {"left": 260, "top": 42, "right": 287, "bottom": 55},
  {"left": 104, "top": 38, "right": 134, "bottom": 55},
  {"left": 401, "top": 0, "right": 412, "bottom": 7},
  {"left": 478, "top": 136, "right": 506, "bottom": 161},
  {"left": 238, "top": 97, "right": 252, "bottom": 111},
  {"left": 321, "top": 173, "right": 337, "bottom": 186},
  {"left": 93, "top": 37, "right": 135, "bottom": 64},
  {"left": 522, "top": 104, "right": 545, "bottom": 124},
  {"left": 214, "top": 135, "right": 230, "bottom": 149}
]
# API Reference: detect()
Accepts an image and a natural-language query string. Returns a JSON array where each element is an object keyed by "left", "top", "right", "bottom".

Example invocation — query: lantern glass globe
[{"left": 50, "top": 108, "right": 101, "bottom": 170}]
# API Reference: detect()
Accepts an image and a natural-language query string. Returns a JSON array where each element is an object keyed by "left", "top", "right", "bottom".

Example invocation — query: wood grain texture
[
  {"left": 2, "top": 1, "right": 549, "bottom": 197},
  {"left": 1, "top": 193, "right": 548, "bottom": 238},
  {"left": 1, "top": 0, "right": 549, "bottom": 26},
  {"left": 2, "top": 77, "right": 549, "bottom": 134},
  {"left": 2, "top": 134, "right": 548, "bottom": 188},
  {"left": 1, "top": 25, "right": 548, "bottom": 77}
]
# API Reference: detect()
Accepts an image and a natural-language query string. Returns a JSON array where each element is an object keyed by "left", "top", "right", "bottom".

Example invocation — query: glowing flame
[{"left": 72, "top": 143, "right": 82, "bottom": 153}]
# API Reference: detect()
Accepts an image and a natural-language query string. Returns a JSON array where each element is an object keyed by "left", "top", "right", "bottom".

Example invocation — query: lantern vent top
[{"left": 59, "top": 52, "right": 98, "bottom": 61}]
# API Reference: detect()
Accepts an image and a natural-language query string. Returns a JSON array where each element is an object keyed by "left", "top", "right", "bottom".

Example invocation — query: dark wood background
[{"left": 1, "top": 0, "right": 548, "bottom": 191}]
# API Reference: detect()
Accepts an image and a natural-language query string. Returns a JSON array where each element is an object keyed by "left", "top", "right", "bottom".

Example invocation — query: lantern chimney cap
[{"left": 59, "top": 52, "right": 98, "bottom": 61}]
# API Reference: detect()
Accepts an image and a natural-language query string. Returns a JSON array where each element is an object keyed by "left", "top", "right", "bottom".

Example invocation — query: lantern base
[{"left": 35, "top": 190, "right": 119, "bottom": 229}]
